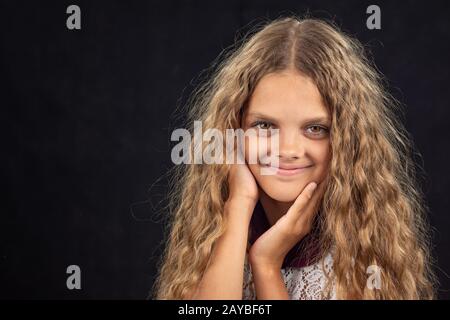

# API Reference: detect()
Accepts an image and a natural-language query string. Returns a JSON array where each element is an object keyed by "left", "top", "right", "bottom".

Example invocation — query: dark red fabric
[{"left": 248, "top": 200, "right": 320, "bottom": 269}]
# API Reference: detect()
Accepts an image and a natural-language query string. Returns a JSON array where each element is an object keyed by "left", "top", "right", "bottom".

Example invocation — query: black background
[{"left": 1, "top": 0, "right": 449, "bottom": 299}]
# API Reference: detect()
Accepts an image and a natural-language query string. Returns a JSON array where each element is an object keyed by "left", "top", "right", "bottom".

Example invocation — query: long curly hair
[{"left": 151, "top": 15, "right": 437, "bottom": 299}]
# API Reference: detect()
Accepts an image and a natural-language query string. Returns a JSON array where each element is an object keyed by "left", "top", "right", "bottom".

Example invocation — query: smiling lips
[{"left": 261, "top": 163, "right": 313, "bottom": 176}]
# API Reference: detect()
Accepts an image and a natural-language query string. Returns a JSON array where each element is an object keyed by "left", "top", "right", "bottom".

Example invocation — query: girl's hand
[
  {"left": 227, "top": 161, "right": 259, "bottom": 207},
  {"left": 248, "top": 180, "right": 326, "bottom": 271}
]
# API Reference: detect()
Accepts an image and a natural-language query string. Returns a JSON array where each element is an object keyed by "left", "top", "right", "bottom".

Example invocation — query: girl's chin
[{"left": 260, "top": 189, "right": 301, "bottom": 203}]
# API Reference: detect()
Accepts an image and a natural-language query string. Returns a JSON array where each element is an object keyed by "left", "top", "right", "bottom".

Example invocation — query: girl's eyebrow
[{"left": 246, "top": 112, "right": 331, "bottom": 124}]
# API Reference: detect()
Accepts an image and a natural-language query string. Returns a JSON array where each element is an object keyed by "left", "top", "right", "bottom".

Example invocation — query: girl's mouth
[{"left": 260, "top": 163, "right": 314, "bottom": 176}]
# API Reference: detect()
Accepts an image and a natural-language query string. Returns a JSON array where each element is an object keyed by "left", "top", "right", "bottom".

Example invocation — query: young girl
[{"left": 152, "top": 16, "right": 436, "bottom": 299}]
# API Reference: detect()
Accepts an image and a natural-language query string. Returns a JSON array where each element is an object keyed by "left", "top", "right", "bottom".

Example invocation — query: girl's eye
[
  {"left": 307, "top": 125, "right": 329, "bottom": 135},
  {"left": 252, "top": 121, "right": 273, "bottom": 130}
]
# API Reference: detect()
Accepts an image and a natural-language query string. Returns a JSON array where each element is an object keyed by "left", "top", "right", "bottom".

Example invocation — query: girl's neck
[{"left": 258, "top": 188, "right": 294, "bottom": 226}]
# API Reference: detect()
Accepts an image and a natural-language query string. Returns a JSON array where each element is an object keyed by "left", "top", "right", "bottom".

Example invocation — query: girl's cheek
[{"left": 244, "top": 135, "right": 259, "bottom": 165}]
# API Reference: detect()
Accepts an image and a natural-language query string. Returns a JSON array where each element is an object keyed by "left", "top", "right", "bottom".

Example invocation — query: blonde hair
[{"left": 151, "top": 15, "right": 437, "bottom": 299}]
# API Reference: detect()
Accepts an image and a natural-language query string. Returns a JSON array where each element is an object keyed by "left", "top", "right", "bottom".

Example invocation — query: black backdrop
[{"left": 1, "top": 0, "right": 449, "bottom": 299}]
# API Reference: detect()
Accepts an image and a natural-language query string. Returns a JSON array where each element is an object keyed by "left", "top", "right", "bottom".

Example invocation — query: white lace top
[{"left": 242, "top": 251, "right": 336, "bottom": 300}]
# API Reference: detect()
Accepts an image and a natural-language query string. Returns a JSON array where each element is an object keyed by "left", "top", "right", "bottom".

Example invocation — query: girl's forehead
[
  {"left": 243, "top": 105, "right": 330, "bottom": 124},
  {"left": 244, "top": 76, "right": 329, "bottom": 120}
]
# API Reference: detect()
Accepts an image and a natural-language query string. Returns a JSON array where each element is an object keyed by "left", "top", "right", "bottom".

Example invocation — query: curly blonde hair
[{"left": 151, "top": 15, "right": 437, "bottom": 299}]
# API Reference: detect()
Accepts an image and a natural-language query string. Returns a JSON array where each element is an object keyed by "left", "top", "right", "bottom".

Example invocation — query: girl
[{"left": 152, "top": 16, "right": 436, "bottom": 299}]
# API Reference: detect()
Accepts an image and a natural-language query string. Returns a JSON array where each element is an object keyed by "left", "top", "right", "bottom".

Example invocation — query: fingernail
[{"left": 310, "top": 182, "right": 317, "bottom": 191}]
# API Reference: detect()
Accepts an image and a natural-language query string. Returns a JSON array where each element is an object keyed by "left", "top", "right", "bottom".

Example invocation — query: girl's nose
[{"left": 277, "top": 129, "right": 304, "bottom": 160}]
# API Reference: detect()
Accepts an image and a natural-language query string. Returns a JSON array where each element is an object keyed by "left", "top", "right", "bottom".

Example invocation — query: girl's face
[{"left": 241, "top": 70, "right": 331, "bottom": 203}]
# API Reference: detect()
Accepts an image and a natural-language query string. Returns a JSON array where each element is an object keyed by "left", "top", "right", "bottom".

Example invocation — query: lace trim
[{"left": 243, "top": 252, "right": 335, "bottom": 300}]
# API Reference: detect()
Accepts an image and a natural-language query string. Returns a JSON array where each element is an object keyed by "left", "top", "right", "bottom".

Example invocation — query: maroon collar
[{"left": 248, "top": 200, "right": 321, "bottom": 269}]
